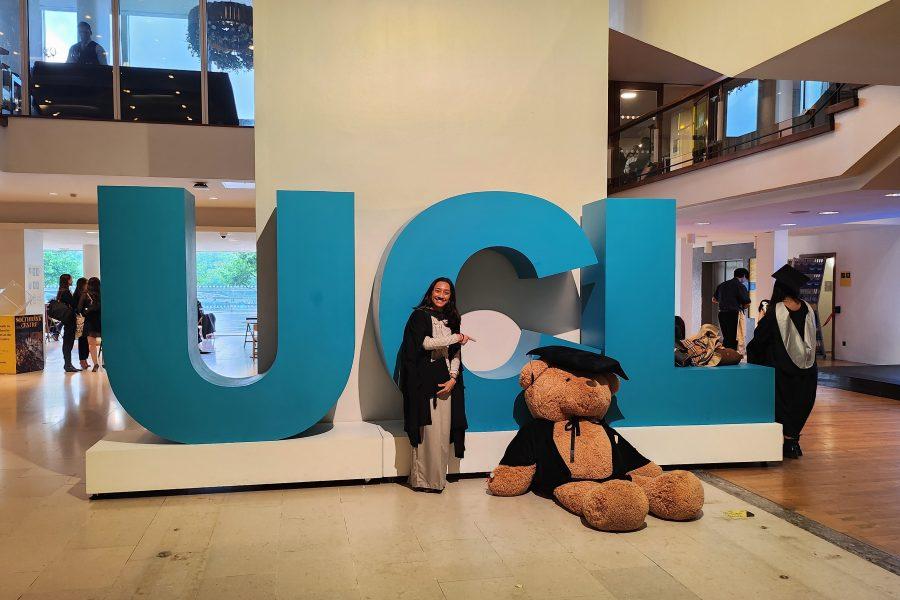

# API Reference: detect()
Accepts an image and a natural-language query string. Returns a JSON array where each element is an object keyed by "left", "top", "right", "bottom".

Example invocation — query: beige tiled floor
[{"left": 1, "top": 341, "right": 899, "bottom": 599}]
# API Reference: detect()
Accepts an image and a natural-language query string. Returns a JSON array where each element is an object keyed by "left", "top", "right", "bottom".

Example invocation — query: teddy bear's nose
[{"left": 585, "top": 378, "right": 597, "bottom": 387}]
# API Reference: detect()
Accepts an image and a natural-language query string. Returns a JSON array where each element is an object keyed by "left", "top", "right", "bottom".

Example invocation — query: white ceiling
[
  {"left": 678, "top": 189, "right": 900, "bottom": 244},
  {"left": 40, "top": 229, "right": 257, "bottom": 252},
  {"left": 0, "top": 172, "right": 255, "bottom": 208}
]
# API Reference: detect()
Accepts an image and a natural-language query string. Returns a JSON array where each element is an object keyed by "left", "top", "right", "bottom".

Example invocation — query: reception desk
[{"left": 0, "top": 314, "right": 44, "bottom": 374}]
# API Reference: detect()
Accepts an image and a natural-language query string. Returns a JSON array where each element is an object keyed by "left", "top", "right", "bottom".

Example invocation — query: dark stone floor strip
[{"left": 697, "top": 470, "right": 900, "bottom": 576}]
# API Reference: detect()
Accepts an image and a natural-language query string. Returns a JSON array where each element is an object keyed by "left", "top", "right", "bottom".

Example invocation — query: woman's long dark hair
[
  {"left": 415, "top": 277, "right": 461, "bottom": 331},
  {"left": 87, "top": 277, "right": 101, "bottom": 300},
  {"left": 74, "top": 277, "right": 87, "bottom": 298},
  {"left": 56, "top": 274, "right": 72, "bottom": 300}
]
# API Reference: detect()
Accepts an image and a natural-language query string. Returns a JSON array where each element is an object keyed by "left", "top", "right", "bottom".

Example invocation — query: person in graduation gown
[
  {"left": 395, "top": 278, "right": 471, "bottom": 492},
  {"left": 747, "top": 265, "right": 818, "bottom": 459}
]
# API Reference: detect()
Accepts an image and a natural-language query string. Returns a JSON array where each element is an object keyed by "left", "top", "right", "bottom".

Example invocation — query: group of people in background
[{"left": 56, "top": 274, "right": 102, "bottom": 373}]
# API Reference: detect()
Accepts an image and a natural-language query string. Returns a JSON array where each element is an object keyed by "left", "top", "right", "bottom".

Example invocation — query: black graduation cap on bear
[
  {"left": 527, "top": 346, "right": 629, "bottom": 380},
  {"left": 772, "top": 264, "right": 809, "bottom": 297}
]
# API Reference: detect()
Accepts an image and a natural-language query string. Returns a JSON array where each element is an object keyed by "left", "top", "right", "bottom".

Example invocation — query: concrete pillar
[
  {"left": 754, "top": 230, "right": 789, "bottom": 306},
  {"left": 676, "top": 234, "right": 696, "bottom": 334},
  {"left": 0, "top": 228, "right": 44, "bottom": 315},
  {"left": 83, "top": 244, "right": 101, "bottom": 279}
]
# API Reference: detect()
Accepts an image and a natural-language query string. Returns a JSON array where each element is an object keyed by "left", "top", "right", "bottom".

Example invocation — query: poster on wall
[
  {"left": 790, "top": 258, "right": 826, "bottom": 358},
  {"left": 0, "top": 314, "right": 44, "bottom": 374}
]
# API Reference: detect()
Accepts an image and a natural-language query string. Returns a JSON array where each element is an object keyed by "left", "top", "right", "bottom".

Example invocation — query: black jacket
[{"left": 396, "top": 308, "right": 467, "bottom": 458}]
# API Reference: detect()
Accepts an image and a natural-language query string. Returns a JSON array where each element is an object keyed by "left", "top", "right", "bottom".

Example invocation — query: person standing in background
[
  {"left": 80, "top": 277, "right": 103, "bottom": 372},
  {"left": 747, "top": 265, "right": 818, "bottom": 459},
  {"left": 712, "top": 268, "right": 751, "bottom": 350},
  {"left": 73, "top": 277, "right": 90, "bottom": 370},
  {"left": 56, "top": 274, "right": 80, "bottom": 372}
]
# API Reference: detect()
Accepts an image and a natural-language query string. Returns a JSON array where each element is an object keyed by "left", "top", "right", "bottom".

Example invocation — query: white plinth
[
  {"left": 85, "top": 422, "right": 384, "bottom": 495},
  {"left": 86, "top": 421, "right": 782, "bottom": 494}
]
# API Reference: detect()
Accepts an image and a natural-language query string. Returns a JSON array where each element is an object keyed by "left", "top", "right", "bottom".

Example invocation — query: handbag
[
  {"left": 75, "top": 314, "right": 85, "bottom": 338},
  {"left": 47, "top": 299, "right": 73, "bottom": 324},
  {"left": 674, "top": 342, "right": 691, "bottom": 367}
]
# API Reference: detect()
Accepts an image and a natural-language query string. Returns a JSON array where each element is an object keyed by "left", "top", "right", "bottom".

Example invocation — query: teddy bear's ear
[{"left": 519, "top": 360, "right": 549, "bottom": 390}]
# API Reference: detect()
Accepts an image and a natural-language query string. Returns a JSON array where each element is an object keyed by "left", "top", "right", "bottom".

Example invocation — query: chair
[{"left": 244, "top": 316, "right": 257, "bottom": 345}]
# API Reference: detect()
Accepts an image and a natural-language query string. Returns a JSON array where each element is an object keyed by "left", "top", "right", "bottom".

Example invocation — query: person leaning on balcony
[
  {"left": 712, "top": 268, "right": 751, "bottom": 350},
  {"left": 747, "top": 265, "right": 817, "bottom": 460},
  {"left": 396, "top": 277, "right": 471, "bottom": 493}
]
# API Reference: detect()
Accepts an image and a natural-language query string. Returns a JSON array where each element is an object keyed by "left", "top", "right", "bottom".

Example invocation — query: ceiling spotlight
[
  {"left": 620, "top": 91, "right": 637, "bottom": 99},
  {"left": 885, "top": 192, "right": 900, "bottom": 197},
  {"left": 695, "top": 221, "right": 710, "bottom": 225},
  {"left": 780, "top": 223, "right": 797, "bottom": 227},
  {"left": 818, "top": 211, "right": 839, "bottom": 215}
]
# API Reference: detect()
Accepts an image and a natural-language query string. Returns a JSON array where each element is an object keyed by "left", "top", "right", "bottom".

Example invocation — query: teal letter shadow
[
  {"left": 98, "top": 186, "right": 355, "bottom": 443},
  {"left": 375, "top": 191, "right": 598, "bottom": 432},
  {"left": 581, "top": 198, "right": 774, "bottom": 426}
]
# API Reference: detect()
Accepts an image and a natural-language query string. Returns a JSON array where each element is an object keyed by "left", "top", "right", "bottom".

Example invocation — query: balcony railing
[{"left": 608, "top": 78, "right": 859, "bottom": 192}]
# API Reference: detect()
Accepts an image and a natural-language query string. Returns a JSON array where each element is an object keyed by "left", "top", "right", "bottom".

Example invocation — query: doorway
[
  {"left": 701, "top": 259, "right": 747, "bottom": 328},
  {"left": 799, "top": 252, "right": 836, "bottom": 358}
]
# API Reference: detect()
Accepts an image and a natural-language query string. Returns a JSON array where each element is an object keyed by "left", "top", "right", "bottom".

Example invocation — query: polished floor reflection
[{"left": 1, "top": 345, "right": 898, "bottom": 598}]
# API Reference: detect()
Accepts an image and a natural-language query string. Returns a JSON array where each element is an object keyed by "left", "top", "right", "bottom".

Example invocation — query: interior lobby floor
[{"left": 1, "top": 341, "right": 898, "bottom": 599}]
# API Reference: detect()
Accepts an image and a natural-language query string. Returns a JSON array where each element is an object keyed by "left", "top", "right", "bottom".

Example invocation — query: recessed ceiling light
[
  {"left": 620, "top": 91, "right": 638, "bottom": 100},
  {"left": 209, "top": 196, "right": 219, "bottom": 200},
  {"left": 780, "top": 223, "right": 797, "bottom": 227},
  {"left": 85, "top": 231, "right": 98, "bottom": 234},
  {"left": 695, "top": 222, "right": 710, "bottom": 225},
  {"left": 788, "top": 210, "right": 810, "bottom": 214},
  {"left": 885, "top": 193, "right": 900, "bottom": 197},
  {"left": 818, "top": 211, "right": 839, "bottom": 215},
  {"left": 49, "top": 192, "right": 58, "bottom": 196}
]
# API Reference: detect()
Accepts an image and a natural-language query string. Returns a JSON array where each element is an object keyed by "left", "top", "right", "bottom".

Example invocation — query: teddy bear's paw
[
  {"left": 641, "top": 470, "right": 705, "bottom": 521},
  {"left": 487, "top": 465, "right": 536, "bottom": 496},
  {"left": 554, "top": 481, "right": 602, "bottom": 515},
  {"left": 582, "top": 479, "right": 648, "bottom": 532}
]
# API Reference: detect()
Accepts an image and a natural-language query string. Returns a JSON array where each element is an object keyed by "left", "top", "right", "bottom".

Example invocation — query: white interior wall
[
  {"left": 789, "top": 226, "right": 900, "bottom": 365},
  {"left": 255, "top": 1, "right": 610, "bottom": 423}
]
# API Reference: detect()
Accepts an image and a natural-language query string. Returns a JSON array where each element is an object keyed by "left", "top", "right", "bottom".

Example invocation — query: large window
[
  {"left": 1, "top": 0, "right": 253, "bottom": 124},
  {"left": 207, "top": 0, "right": 253, "bottom": 126},
  {"left": 120, "top": 0, "right": 200, "bottom": 124},
  {"left": 725, "top": 80, "right": 759, "bottom": 138},
  {"left": 27, "top": 0, "right": 114, "bottom": 119}
]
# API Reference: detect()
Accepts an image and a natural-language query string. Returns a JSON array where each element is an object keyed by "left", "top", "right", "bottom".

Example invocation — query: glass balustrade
[
  {"left": 609, "top": 79, "right": 851, "bottom": 189},
  {"left": 0, "top": 0, "right": 253, "bottom": 125}
]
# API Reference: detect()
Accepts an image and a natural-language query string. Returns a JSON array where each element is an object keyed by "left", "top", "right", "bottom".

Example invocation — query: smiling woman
[{"left": 396, "top": 277, "right": 471, "bottom": 493}]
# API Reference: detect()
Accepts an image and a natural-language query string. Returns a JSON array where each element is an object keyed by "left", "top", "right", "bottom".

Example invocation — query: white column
[
  {"left": 83, "top": 244, "right": 100, "bottom": 279},
  {"left": 754, "top": 230, "right": 789, "bottom": 305},
  {"left": 0, "top": 228, "right": 43, "bottom": 315},
  {"left": 23, "top": 230, "right": 44, "bottom": 315},
  {"left": 676, "top": 234, "right": 696, "bottom": 334}
]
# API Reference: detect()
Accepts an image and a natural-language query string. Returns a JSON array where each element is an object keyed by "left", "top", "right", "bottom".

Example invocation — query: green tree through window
[
  {"left": 196, "top": 252, "right": 256, "bottom": 287},
  {"left": 44, "top": 250, "right": 83, "bottom": 288}
]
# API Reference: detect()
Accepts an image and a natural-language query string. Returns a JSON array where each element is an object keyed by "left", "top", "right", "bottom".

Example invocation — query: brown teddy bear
[{"left": 487, "top": 346, "right": 704, "bottom": 532}]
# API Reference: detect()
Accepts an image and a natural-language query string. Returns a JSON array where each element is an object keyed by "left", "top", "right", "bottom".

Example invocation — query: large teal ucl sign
[{"left": 98, "top": 187, "right": 773, "bottom": 444}]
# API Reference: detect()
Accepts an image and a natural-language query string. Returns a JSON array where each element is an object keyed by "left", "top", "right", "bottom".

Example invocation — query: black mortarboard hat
[
  {"left": 527, "top": 346, "right": 628, "bottom": 380},
  {"left": 772, "top": 264, "right": 809, "bottom": 297}
]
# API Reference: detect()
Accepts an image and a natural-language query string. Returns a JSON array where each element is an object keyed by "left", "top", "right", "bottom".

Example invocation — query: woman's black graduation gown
[
  {"left": 747, "top": 304, "right": 817, "bottom": 438},
  {"left": 395, "top": 308, "right": 467, "bottom": 458}
]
